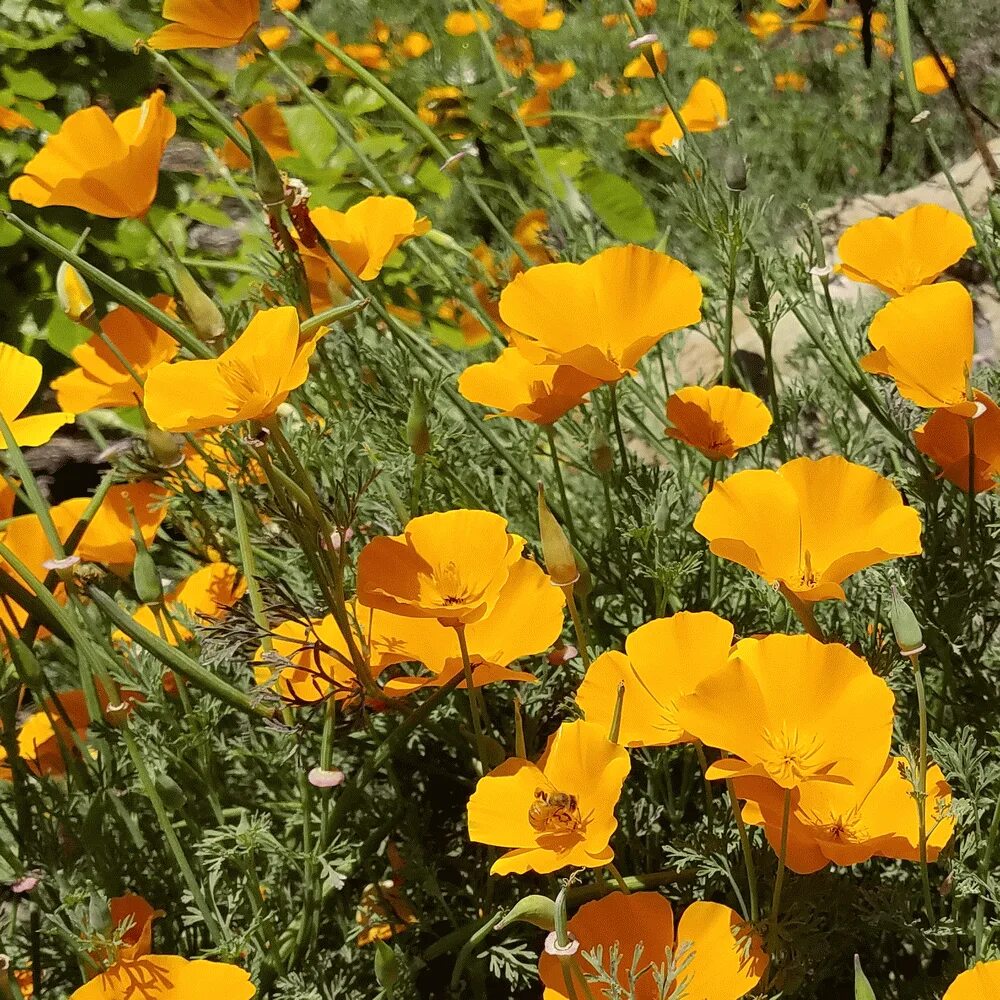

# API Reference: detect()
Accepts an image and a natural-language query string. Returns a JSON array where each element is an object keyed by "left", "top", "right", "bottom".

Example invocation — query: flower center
[
  {"left": 219, "top": 358, "right": 261, "bottom": 400},
  {"left": 762, "top": 723, "right": 825, "bottom": 784},
  {"left": 796, "top": 548, "right": 819, "bottom": 589},
  {"left": 528, "top": 787, "right": 583, "bottom": 835}
]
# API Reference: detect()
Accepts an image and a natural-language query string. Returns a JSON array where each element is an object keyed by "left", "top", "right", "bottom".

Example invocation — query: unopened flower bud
[
  {"left": 724, "top": 149, "right": 748, "bottom": 192},
  {"left": 308, "top": 767, "right": 346, "bottom": 788},
  {"left": 406, "top": 383, "right": 431, "bottom": 457},
  {"left": 132, "top": 546, "right": 163, "bottom": 605},
  {"left": 497, "top": 894, "right": 556, "bottom": 931},
  {"left": 654, "top": 491, "right": 671, "bottom": 533},
  {"left": 168, "top": 260, "right": 225, "bottom": 342},
  {"left": 748, "top": 254, "right": 769, "bottom": 319},
  {"left": 424, "top": 229, "right": 461, "bottom": 252},
  {"left": 57, "top": 262, "right": 95, "bottom": 325},
  {"left": 537, "top": 484, "right": 578, "bottom": 587},
  {"left": 589, "top": 424, "right": 614, "bottom": 476},
  {"left": 6, "top": 635, "right": 43, "bottom": 687},
  {"left": 888, "top": 587, "right": 924, "bottom": 656},
  {"left": 153, "top": 771, "right": 187, "bottom": 810},
  {"left": 242, "top": 118, "right": 285, "bottom": 208},
  {"left": 146, "top": 426, "right": 185, "bottom": 469},
  {"left": 89, "top": 895, "right": 111, "bottom": 935}
]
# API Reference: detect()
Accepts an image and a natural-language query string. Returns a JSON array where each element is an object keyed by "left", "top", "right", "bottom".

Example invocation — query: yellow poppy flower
[
  {"left": 517, "top": 89, "right": 551, "bottom": 127},
  {"left": 220, "top": 97, "right": 299, "bottom": 170},
  {"left": 498, "top": 0, "right": 564, "bottom": 31},
  {"left": 0, "top": 689, "right": 92, "bottom": 780},
  {"left": 836, "top": 204, "right": 974, "bottom": 296},
  {"left": 623, "top": 42, "right": 668, "bottom": 79},
  {"left": 444, "top": 10, "right": 490, "bottom": 35},
  {"left": 915, "top": 390, "right": 1000, "bottom": 493},
  {"left": 143, "top": 307, "right": 317, "bottom": 433},
  {"left": 666, "top": 385, "right": 772, "bottom": 459},
  {"left": 498, "top": 244, "right": 703, "bottom": 384},
  {"left": 651, "top": 77, "right": 727, "bottom": 152},
  {"left": 944, "top": 961, "right": 1000, "bottom": 999},
  {"left": 0, "top": 344, "right": 75, "bottom": 447},
  {"left": 791, "top": 0, "right": 828, "bottom": 32},
  {"left": 530, "top": 60, "right": 576, "bottom": 92},
  {"left": 746, "top": 11, "right": 783, "bottom": 39},
  {"left": 688, "top": 27, "right": 718, "bottom": 48},
  {"left": 466, "top": 720, "right": 630, "bottom": 874},
  {"left": 70, "top": 955, "right": 255, "bottom": 999},
  {"left": 913, "top": 53, "right": 956, "bottom": 95},
  {"left": 399, "top": 31, "right": 433, "bottom": 58},
  {"left": 148, "top": 0, "right": 259, "bottom": 50},
  {"left": 694, "top": 455, "right": 922, "bottom": 602}
]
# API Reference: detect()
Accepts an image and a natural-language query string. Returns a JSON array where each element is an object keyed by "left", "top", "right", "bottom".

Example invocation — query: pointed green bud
[
  {"left": 145, "top": 426, "right": 185, "bottom": 470},
  {"left": 57, "top": 262, "right": 95, "bottom": 325},
  {"left": 724, "top": 148, "right": 748, "bottom": 192},
  {"left": 168, "top": 260, "right": 225, "bottom": 342},
  {"left": 153, "top": 771, "right": 187, "bottom": 810},
  {"left": 888, "top": 587, "right": 923, "bottom": 656},
  {"left": 854, "top": 955, "right": 877, "bottom": 1000},
  {"left": 374, "top": 940, "right": 400, "bottom": 994},
  {"left": 242, "top": 117, "right": 286, "bottom": 208},
  {"left": 748, "top": 253, "right": 769, "bottom": 320},
  {"left": 496, "top": 894, "right": 556, "bottom": 931},
  {"left": 537, "top": 484, "right": 578, "bottom": 588},
  {"left": 654, "top": 491, "right": 671, "bottom": 534},
  {"left": 571, "top": 544, "right": 592, "bottom": 601},
  {"left": 406, "top": 383, "right": 431, "bottom": 457},
  {"left": 6, "top": 635, "right": 43, "bottom": 687},
  {"left": 129, "top": 512, "right": 163, "bottom": 606},
  {"left": 802, "top": 204, "right": 827, "bottom": 269}
]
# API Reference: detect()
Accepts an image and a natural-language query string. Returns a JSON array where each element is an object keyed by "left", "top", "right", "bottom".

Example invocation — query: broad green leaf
[
  {"left": 2, "top": 66, "right": 56, "bottom": 100},
  {"left": 283, "top": 105, "right": 338, "bottom": 167},
  {"left": 416, "top": 158, "right": 454, "bottom": 199},
  {"left": 579, "top": 170, "right": 657, "bottom": 243},
  {"left": 181, "top": 202, "right": 234, "bottom": 228},
  {"left": 64, "top": 0, "right": 141, "bottom": 47},
  {"left": 342, "top": 84, "right": 386, "bottom": 116},
  {"left": 45, "top": 308, "right": 91, "bottom": 358},
  {"left": 534, "top": 145, "right": 589, "bottom": 191},
  {"left": 0, "top": 26, "right": 76, "bottom": 51}
]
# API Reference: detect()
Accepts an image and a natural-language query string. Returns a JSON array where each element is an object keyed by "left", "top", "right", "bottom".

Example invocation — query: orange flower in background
[
  {"left": 220, "top": 97, "right": 299, "bottom": 170},
  {"left": 0, "top": 479, "right": 14, "bottom": 520},
  {"left": 237, "top": 26, "right": 291, "bottom": 65},
  {"left": 0, "top": 689, "right": 92, "bottom": 780},
  {"left": 499, "top": 244, "right": 703, "bottom": 384},
  {"left": 444, "top": 10, "right": 490, "bottom": 35},
  {"left": 862, "top": 282, "right": 975, "bottom": 414},
  {"left": 144, "top": 307, "right": 317, "bottom": 433},
  {"left": 539, "top": 892, "right": 766, "bottom": 1000},
  {"left": 355, "top": 877, "right": 418, "bottom": 946},
  {"left": 0, "top": 344, "right": 75, "bottom": 447},
  {"left": 11, "top": 91, "right": 175, "bottom": 218},
  {"left": 651, "top": 77, "right": 728, "bottom": 151},
  {"left": 467, "top": 720, "right": 630, "bottom": 874},
  {"left": 148, "top": 0, "right": 259, "bottom": 49},
  {"left": 694, "top": 455, "right": 922, "bottom": 602},
  {"left": 399, "top": 31, "right": 433, "bottom": 59},
  {"left": 736, "top": 755, "right": 954, "bottom": 874},
  {"left": 51, "top": 298, "right": 178, "bottom": 414},
  {"left": 417, "top": 86, "right": 472, "bottom": 136},
  {"left": 530, "top": 60, "right": 576, "bottom": 92},
  {"left": 836, "top": 204, "right": 974, "bottom": 296},
  {"left": 747, "top": 11, "right": 783, "bottom": 39},
  {"left": 518, "top": 89, "right": 551, "bottom": 127},
  {"left": 625, "top": 114, "right": 661, "bottom": 151},
  {"left": 915, "top": 391, "right": 1000, "bottom": 493},
  {"left": 496, "top": 34, "right": 535, "bottom": 76},
  {"left": 91, "top": 894, "right": 161, "bottom": 965},
  {"left": 73, "top": 482, "right": 169, "bottom": 568},
  {"left": 774, "top": 71, "right": 807, "bottom": 91},
  {"left": 945, "top": 961, "right": 1000, "bottom": 999},
  {"left": 318, "top": 32, "right": 391, "bottom": 74},
  {"left": 458, "top": 347, "right": 600, "bottom": 424},
  {"left": 623, "top": 42, "right": 667, "bottom": 79},
  {"left": 666, "top": 385, "right": 772, "bottom": 459},
  {"left": 576, "top": 611, "right": 734, "bottom": 747},
  {"left": 499, "top": 0, "right": 564, "bottom": 31},
  {"left": 513, "top": 208, "right": 555, "bottom": 263},
  {"left": 688, "top": 27, "right": 718, "bottom": 48},
  {"left": 913, "top": 54, "right": 956, "bottom": 95},
  {"left": 791, "top": 0, "right": 828, "bottom": 32},
  {"left": 357, "top": 510, "right": 524, "bottom": 626},
  {"left": 681, "top": 634, "right": 895, "bottom": 792},
  {"left": 71, "top": 955, "right": 255, "bottom": 999}
]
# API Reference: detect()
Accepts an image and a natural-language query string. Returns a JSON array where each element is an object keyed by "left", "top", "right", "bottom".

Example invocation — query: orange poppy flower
[
  {"left": 539, "top": 892, "right": 766, "bottom": 1000},
  {"left": 50, "top": 297, "right": 178, "bottom": 414},
  {"left": 530, "top": 60, "right": 576, "bottom": 92},
  {"left": 444, "top": 10, "right": 490, "bottom": 35},
  {"left": 518, "top": 89, "right": 551, "bottom": 127},
  {"left": 0, "top": 106, "right": 33, "bottom": 131},
  {"left": 143, "top": 307, "right": 317, "bottom": 433},
  {"left": 746, "top": 11, "right": 783, "bottom": 39},
  {"left": 170, "top": 434, "right": 263, "bottom": 493},
  {"left": 623, "top": 42, "right": 668, "bottom": 79},
  {"left": 791, "top": 0, "right": 828, "bottom": 32},
  {"left": 0, "top": 479, "right": 14, "bottom": 520},
  {"left": 458, "top": 347, "right": 599, "bottom": 424},
  {"left": 436, "top": 298, "right": 493, "bottom": 348},
  {"left": 945, "top": 961, "right": 1000, "bottom": 999},
  {"left": 735, "top": 755, "right": 954, "bottom": 874},
  {"left": 498, "top": 245, "right": 702, "bottom": 384},
  {"left": 0, "top": 344, "right": 75, "bottom": 447},
  {"left": 0, "top": 689, "right": 92, "bottom": 780},
  {"left": 91, "top": 894, "right": 161, "bottom": 965},
  {"left": 498, "top": 0, "right": 564, "bottom": 31},
  {"left": 237, "top": 26, "right": 291, "bottom": 65},
  {"left": 913, "top": 54, "right": 956, "bottom": 95},
  {"left": 625, "top": 115, "right": 661, "bottom": 151},
  {"left": 635, "top": 0, "right": 657, "bottom": 12},
  {"left": 862, "top": 282, "right": 976, "bottom": 414},
  {"left": 148, "top": 0, "right": 259, "bottom": 50},
  {"left": 651, "top": 77, "right": 727, "bottom": 152},
  {"left": 688, "top": 27, "right": 718, "bottom": 48},
  {"left": 576, "top": 611, "right": 734, "bottom": 747},
  {"left": 10, "top": 91, "right": 176, "bottom": 218},
  {"left": 73, "top": 482, "right": 169, "bottom": 568},
  {"left": 220, "top": 97, "right": 299, "bottom": 170},
  {"left": 680, "top": 634, "right": 895, "bottom": 792},
  {"left": 399, "top": 31, "right": 433, "bottom": 59},
  {"left": 496, "top": 34, "right": 535, "bottom": 76},
  {"left": 836, "top": 204, "right": 974, "bottom": 297},
  {"left": 356, "top": 510, "right": 525, "bottom": 627},
  {"left": 915, "top": 390, "right": 1000, "bottom": 492},
  {"left": 694, "top": 455, "right": 922, "bottom": 602},
  {"left": 774, "top": 71, "right": 808, "bottom": 91},
  {"left": 355, "top": 877, "right": 418, "bottom": 946},
  {"left": 317, "top": 32, "right": 391, "bottom": 74},
  {"left": 513, "top": 209, "right": 555, "bottom": 263},
  {"left": 466, "top": 719, "right": 630, "bottom": 874},
  {"left": 665, "top": 385, "right": 772, "bottom": 460},
  {"left": 70, "top": 955, "right": 255, "bottom": 999}
]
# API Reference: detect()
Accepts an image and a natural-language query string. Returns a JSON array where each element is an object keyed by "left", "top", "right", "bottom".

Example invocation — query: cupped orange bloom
[
  {"left": 445, "top": 10, "right": 490, "bottom": 35},
  {"left": 0, "top": 344, "right": 74, "bottom": 447},
  {"left": 0, "top": 689, "right": 92, "bottom": 780},
  {"left": 10, "top": 91, "right": 176, "bottom": 218},
  {"left": 693, "top": 455, "right": 922, "bottom": 602},
  {"left": 680, "top": 634, "right": 895, "bottom": 792},
  {"left": 72, "top": 482, "right": 169, "bottom": 568},
  {"left": 143, "top": 307, "right": 316, "bottom": 433},
  {"left": 836, "top": 204, "right": 974, "bottom": 297},
  {"left": 499, "top": 0, "right": 564, "bottom": 30},
  {"left": 530, "top": 60, "right": 576, "bottom": 92},
  {"left": 666, "top": 385, "right": 772, "bottom": 459},
  {"left": 71, "top": 955, "right": 255, "bottom": 999},
  {"left": 148, "top": 0, "right": 259, "bottom": 50},
  {"left": 512, "top": 209, "right": 554, "bottom": 263},
  {"left": 915, "top": 390, "right": 1000, "bottom": 493},
  {"left": 688, "top": 27, "right": 718, "bottom": 48},
  {"left": 747, "top": 11, "right": 783, "bottom": 39},
  {"left": 651, "top": 77, "right": 727, "bottom": 152},
  {"left": 944, "top": 961, "right": 1000, "bottom": 999},
  {"left": 914, "top": 54, "right": 956, "bottom": 95},
  {"left": 623, "top": 42, "right": 668, "bottom": 79},
  {"left": 735, "top": 755, "right": 954, "bottom": 875},
  {"left": 539, "top": 892, "right": 766, "bottom": 1000},
  {"left": 458, "top": 347, "right": 600, "bottom": 424},
  {"left": 373, "top": 557, "right": 564, "bottom": 694},
  {"left": 356, "top": 510, "right": 524, "bottom": 626},
  {"left": 576, "top": 611, "right": 734, "bottom": 748},
  {"left": 466, "top": 720, "right": 630, "bottom": 874},
  {"left": 499, "top": 245, "right": 702, "bottom": 384},
  {"left": 51, "top": 298, "right": 178, "bottom": 414},
  {"left": 862, "top": 282, "right": 975, "bottom": 414},
  {"left": 220, "top": 97, "right": 298, "bottom": 170},
  {"left": 400, "top": 31, "right": 433, "bottom": 59}
]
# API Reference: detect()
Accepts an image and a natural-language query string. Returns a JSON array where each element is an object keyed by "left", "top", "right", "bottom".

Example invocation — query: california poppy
[
  {"left": 0, "top": 344, "right": 75, "bottom": 447},
  {"left": 71, "top": 954, "right": 255, "bottom": 999},
  {"left": 836, "top": 204, "right": 974, "bottom": 297},
  {"left": 694, "top": 455, "right": 922, "bottom": 602},
  {"left": 913, "top": 54, "right": 956, "bottom": 95},
  {"left": 944, "top": 961, "right": 1000, "bottom": 999},
  {"left": 466, "top": 720, "right": 630, "bottom": 874},
  {"left": 518, "top": 89, "right": 551, "bottom": 127},
  {"left": 651, "top": 77, "right": 727, "bottom": 152},
  {"left": 746, "top": 11, "right": 783, "bottom": 39},
  {"left": 774, "top": 71, "right": 808, "bottom": 91},
  {"left": 10, "top": 91, "right": 176, "bottom": 218},
  {"left": 496, "top": 34, "right": 535, "bottom": 77},
  {"left": 530, "top": 60, "right": 576, "bottom": 92},
  {"left": 220, "top": 97, "right": 298, "bottom": 170},
  {"left": 915, "top": 390, "right": 1000, "bottom": 492},
  {"left": 444, "top": 10, "right": 490, "bottom": 35},
  {"left": 0, "top": 689, "right": 92, "bottom": 780},
  {"left": 72, "top": 482, "right": 169, "bottom": 568},
  {"left": 148, "top": 0, "right": 259, "bottom": 50},
  {"left": 499, "top": 245, "right": 702, "bottom": 384},
  {"left": 318, "top": 34, "right": 391, "bottom": 75},
  {"left": 399, "top": 31, "right": 433, "bottom": 59},
  {"left": 790, "top": 0, "right": 828, "bottom": 31},
  {"left": 498, "top": 0, "right": 564, "bottom": 31},
  {"left": 688, "top": 27, "right": 718, "bottom": 48},
  {"left": 90, "top": 894, "right": 162, "bottom": 966},
  {"left": 624, "top": 42, "right": 668, "bottom": 79},
  {"left": 666, "top": 385, "right": 772, "bottom": 459}
]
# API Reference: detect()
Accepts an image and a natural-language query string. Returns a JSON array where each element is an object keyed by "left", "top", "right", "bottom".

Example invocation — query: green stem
[
  {"left": 766, "top": 788, "right": 792, "bottom": 965},
  {"left": 727, "top": 778, "right": 760, "bottom": 923},
  {"left": 909, "top": 650, "right": 936, "bottom": 923},
  {"left": 608, "top": 383, "right": 630, "bottom": 477},
  {"left": 564, "top": 587, "right": 591, "bottom": 669},
  {"left": 456, "top": 624, "right": 486, "bottom": 767},
  {"left": 545, "top": 425, "right": 578, "bottom": 551}
]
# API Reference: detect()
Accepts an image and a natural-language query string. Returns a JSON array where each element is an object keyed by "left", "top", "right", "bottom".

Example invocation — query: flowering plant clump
[{"left": 3, "top": 0, "right": 1000, "bottom": 997}]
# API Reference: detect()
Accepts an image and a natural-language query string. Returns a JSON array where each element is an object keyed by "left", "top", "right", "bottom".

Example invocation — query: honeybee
[{"left": 528, "top": 787, "right": 581, "bottom": 833}]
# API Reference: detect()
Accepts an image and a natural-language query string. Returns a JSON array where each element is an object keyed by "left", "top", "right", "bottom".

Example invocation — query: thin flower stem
[
  {"left": 766, "top": 788, "right": 792, "bottom": 965},
  {"left": 975, "top": 794, "right": 1000, "bottom": 956},
  {"left": 545, "top": 425, "right": 579, "bottom": 551},
  {"left": 908, "top": 650, "right": 936, "bottom": 923},
  {"left": 694, "top": 743, "right": 716, "bottom": 828},
  {"left": 607, "top": 862, "right": 631, "bottom": 894},
  {"left": 564, "top": 586, "right": 591, "bottom": 669},
  {"left": 608, "top": 383, "right": 630, "bottom": 477},
  {"left": 726, "top": 778, "right": 760, "bottom": 923},
  {"left": 966, "top": 417, "right": 977, "bottom": 551},
  {"left": 456, "top": 625, "right": 486, "bottom": 767},
  {"left": 778, "top": 584, "right": 826, "bottom": 642},
  {"left": 230, "top": 481, "right": 271, "bottom": 654}
]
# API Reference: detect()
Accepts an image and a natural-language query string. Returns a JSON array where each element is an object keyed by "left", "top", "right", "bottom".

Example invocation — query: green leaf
[
  {"left": 342, "top": 84, "right": 386, "bottom": 117},
  {"left": 579, "top": 170, "right": 657, "bottom": 243},
  {"left": 45, "top": 308, "right": 92, "bottom": 358},
  {"left": 2, "top": 66, "right": 56, "bottom": 100},
  {"left": 64, "top": 0, "right": 141, "bottom": 48},
  {"left": 854, "top": 956, "right": 878, "bottom": 1000},
  {"left": 416, "top": 158, "right": 454, "bottom": 199},
  {"left": 0, "top": 26, "right": 76, "bottom": 51},
  {"left": 181, "top": 202, "right": 234, "bottom": 227},
  {"left": 533, "top": 145, "right": 589, "bottom": 193},
  {"left": 283, "top": 105, "right": 338, "bottom": 167}
]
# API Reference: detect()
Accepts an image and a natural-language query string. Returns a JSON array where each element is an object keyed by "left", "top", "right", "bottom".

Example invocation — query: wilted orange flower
[
  {"left": 577, "top": 611, "right": 734, "bottom": 747},
  {"left": 915, "top": 391, "right": 1000, "bottom": 492},
  {"left": 148, "top": 0, "right": 259, "bottom": 49},
  {"left": 623, "top": 42, "right": 667, "bottom": 79},
  {"left": 694, "top": 455, "right": 922, "bottom": 602},
  {"left": 651, "top": 77, "right": 728, "bottom": 151},
  {"left": 914, "top": 53, "right": 956, "bottom": 94},
  {"left": 747, "top": 10, "right": 783, "bottom": 39},
  {"left": 836, "top": 204, "right": 974, "bottom": 296},
  {"left": 862, "top": 282, "right": 976, "bottom": 414},
  {"left": 458, "top": 347, "right": 599, "bottom": 424},
  {"left": 51, "top": 298, "right": 178, "bottom": 414},
  {"left": 518, "top": 89, "right": 551, "bottom": 127},
  {"left": 144, "top": 307, "right": 317, "bottom": 433},
  {"left": 10, "top": 91, "right": 175, "bottom": 218},
  {"left": 499, "top": 244, "right": 702, "bottom": 384},
  {"left": 498, "top": 0, "right": 564, "bottom": 30},
  {"left": 1, "top": 344, "right": 75, "bottom": 447},
  {"left": 688, "top": 27, "right": 718, "bottom": 48},
  {"left": 355, "top": 876, "right": 418, "bottom": 946},
  {"left": 681, "top": 634, "right": 895, "bottom": 792},
  {"left": 444, "top": 10, "right": 490, "bottom": 35},
  {"left": 539, "top": 892, "right": 767, "bottom": 1000},
  {"left": 736, "top": 755, "right": 954, "bottom": 874},
  {"left": 71, "top": 954, "right": 255, "bottom": 999},
  {"left": 944, "top": 961, "right": 1000, "bottom": 999},
  {"left": 530, "top": 60, "right": 576, "bottom": 92},
  {"left": 774, "top": 71, "right": 807, "bottom": 91},
  {"left": 496, "top": 34, "right": 535, "bottom": 76},
  {"left": 0, "top": 690, "right": 92, "bottom": 780},
  {"left": 399, "top": 31, "right": 433, "bottom": 58},
  {"left": 220, "top": 97, "right": 298, "bottom": 170},
  {"left": 666, "top": 385, "right": 772, "bottom": 460},
  {"left": 467, "top": 720, "right": 630, "bottom": 874}
]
